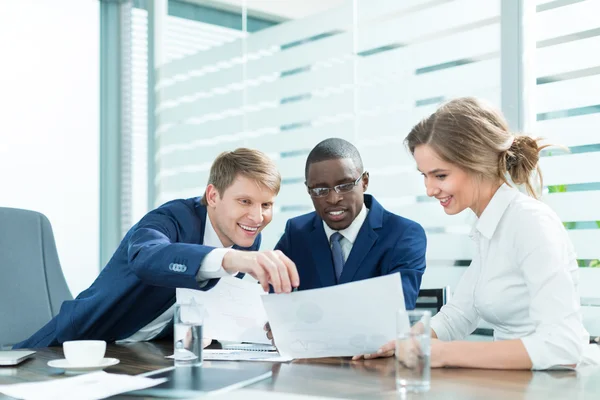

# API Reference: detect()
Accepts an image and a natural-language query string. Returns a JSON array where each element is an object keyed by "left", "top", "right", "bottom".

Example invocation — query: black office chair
[{"left": 415, "top": 287, "right": 449, "bottom": 315}]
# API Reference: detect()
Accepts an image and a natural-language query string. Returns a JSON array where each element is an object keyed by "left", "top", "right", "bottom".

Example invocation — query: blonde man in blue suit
[{"left": 15, "top": 148, "right": 299, "bottom": 349}]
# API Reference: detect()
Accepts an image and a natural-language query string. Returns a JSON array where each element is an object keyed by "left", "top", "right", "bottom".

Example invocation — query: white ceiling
[{"left": 188, "top": 0, "right": 347, "bottom": 21}]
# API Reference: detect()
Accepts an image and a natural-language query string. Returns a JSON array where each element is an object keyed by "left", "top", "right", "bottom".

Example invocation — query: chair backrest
[
  {"left": 415, "top": 286, "right": 449, "bottom": 315},
  {"left": 0, "top": 207, "right": 72, "bottom": 348}
]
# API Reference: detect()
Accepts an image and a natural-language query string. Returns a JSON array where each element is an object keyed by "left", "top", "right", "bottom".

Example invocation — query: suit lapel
[
  {"left": 338, "top": 195, "right": 383, "bottom": 284},
  {"left": 309, "top": 216, "right": 337, "bottom": 287}
]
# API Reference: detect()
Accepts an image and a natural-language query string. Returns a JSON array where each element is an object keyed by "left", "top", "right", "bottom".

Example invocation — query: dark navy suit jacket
[
  {"left": 14, "top": 198, "right": 259, "bottom": 349},
  {"left": 274, "top": 195, "right": 426, "bottom": 309}
]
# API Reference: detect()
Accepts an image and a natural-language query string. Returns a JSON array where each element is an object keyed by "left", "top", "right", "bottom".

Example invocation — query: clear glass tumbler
[
  {"left": 395, "top": 309, "right": 431, "bottom": 393},
  {"left": 173, "top": 300, "right": 204, "bottom": 367}
]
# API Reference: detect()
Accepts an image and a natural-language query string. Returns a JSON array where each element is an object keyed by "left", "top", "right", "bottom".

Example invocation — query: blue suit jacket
[
  {"left": 14, "top": 198, "right": 259, "bottom": 349},
  {"left": 274, "top": 195, "right": 426, "bottom": 309}
]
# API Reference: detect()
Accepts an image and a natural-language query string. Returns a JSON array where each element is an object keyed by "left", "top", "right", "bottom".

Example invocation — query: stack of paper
[{"left": 203, "top": 349, "right": 292, "bottom": 362}]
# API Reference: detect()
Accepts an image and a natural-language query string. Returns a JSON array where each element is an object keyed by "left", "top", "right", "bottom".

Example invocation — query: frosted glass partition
[
  {"left": 536, "top": 0, "right": 600, "bottom": 269},
  {"left": 155, "top": 0, "right": 501, "bottom": 259},
  {"left": 130, "top": 7, "right": 245, "bottom": 226}
]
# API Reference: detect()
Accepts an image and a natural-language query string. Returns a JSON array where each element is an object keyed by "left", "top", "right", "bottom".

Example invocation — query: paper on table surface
[
  {"left": 164, "top": 349, "right": 292, "bottom": 362},
  {"left": 177, "top": 276, "right": 271, "bottom": 344},
  {"left": 0, "top": 371, "right": 166, "bottom": 400},
  {"left": 203, "top": 349, "right": 293, "bottom": 362},
  {"left": 209, "top": 388, "right": 340, "bottom": 399},
  {"left": 261, "top": 274, "right": 405, "bottom": 359}
]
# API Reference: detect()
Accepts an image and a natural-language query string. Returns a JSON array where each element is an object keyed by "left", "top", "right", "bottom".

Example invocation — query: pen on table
[{"left": 292, "top": 287, "right": 298, "bottom": 292}]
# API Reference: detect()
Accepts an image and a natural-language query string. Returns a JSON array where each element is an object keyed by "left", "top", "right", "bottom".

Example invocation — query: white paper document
[
  {"left": 177, "top": 276, "right": 271, "bottom": 344},
  {"left": 261, "top": 274, "right": 405, "bottom": 358},
  {"left": 0, "top": 371, "right": 166, "bottom": 400},
  {"left": 210, "top": 388, "right": 340, "bottom": 399},
  {"left": 203, "top": 349, "right": 293, "bottom": 362}
]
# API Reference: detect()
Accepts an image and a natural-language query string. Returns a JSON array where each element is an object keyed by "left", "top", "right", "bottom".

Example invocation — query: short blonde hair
[
  {"left": 405, "top": 97, "right": 551, "bottom": 198},
  {"left": 201, "top": 148, "right": 281, "bottom": 205}
]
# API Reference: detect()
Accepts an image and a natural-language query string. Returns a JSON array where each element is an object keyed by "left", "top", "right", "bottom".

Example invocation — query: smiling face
[
  {"left": 413, "top": 144, "right": 480, "bottom": 215},
  {"left": 205, "top": 174, "right": 275, "bottom": 248},
  {"left": 306, "top": 158, "right": 368, "bottom": 230}
]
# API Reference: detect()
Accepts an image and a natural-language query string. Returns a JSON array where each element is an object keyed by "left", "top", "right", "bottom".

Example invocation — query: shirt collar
[
  {"left": 471, "top": 183, "right": 520, "bottom": 240},
  {"left": 323, "top": 203, "right": 369, "bottom": 244},
  {"left": 204, "top": 213, "right": 228, "bottom": 248}
]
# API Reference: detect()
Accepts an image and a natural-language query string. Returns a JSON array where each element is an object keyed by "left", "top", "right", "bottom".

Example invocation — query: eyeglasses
[{"left": 306, "top": 172, "right": 366, "bottom": 198}]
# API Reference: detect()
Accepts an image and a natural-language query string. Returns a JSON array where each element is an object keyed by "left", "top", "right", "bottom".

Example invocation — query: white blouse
[{"left": 430, "top": 184, "right": 600, "bottom": 370}]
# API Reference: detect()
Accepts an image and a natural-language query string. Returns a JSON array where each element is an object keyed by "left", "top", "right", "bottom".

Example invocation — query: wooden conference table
[{"left": 1, "top": 340, "right": 599, "bottom": 399}]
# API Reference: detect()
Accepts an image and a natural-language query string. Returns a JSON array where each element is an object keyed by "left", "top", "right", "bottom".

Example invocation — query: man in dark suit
[
  {"left": 274, "top": 138, "right": 426, "bottom": 309},
  {"left": 15, "top": 148, "right": 299, "bottom": 349}
]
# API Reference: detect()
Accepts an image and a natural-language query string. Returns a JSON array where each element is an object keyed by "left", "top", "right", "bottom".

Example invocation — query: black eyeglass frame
[{"left": 305, "top": 171, "right": 367, "bottom": 198}]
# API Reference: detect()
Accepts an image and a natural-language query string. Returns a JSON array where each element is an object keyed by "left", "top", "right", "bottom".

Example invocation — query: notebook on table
[
  {"left": 131, "top": 365, "right": 273, "bottom": 398},
  {"left": 221, "top": 343, "right": 277, "bottom": 352}
]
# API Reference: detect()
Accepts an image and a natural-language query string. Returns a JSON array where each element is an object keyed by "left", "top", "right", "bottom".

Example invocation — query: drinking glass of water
[
  {"left": 395, "top": 309, "right": 431, "bottom": 393},
  {"left": 174, "top": 300, "right": 204, "bottom": 367}
]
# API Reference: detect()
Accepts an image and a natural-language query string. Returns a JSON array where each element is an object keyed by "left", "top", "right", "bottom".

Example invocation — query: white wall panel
[
  {"left": 247, "top": 33, "right": 353, "bottom": 78},
  {"left": 359, "top": 140, "right": 414, "bottom": 172},
  {"left": 537, "top": 0, "right": 600, "bottom": 41},
  {"left": 276, "top": 155, "right": 308, "bottom": 180},
  {"left": 245, "top": 91, "right": 355, "bottom": 130},
  {"left": 386, "top": 202, "right": 474, "bottom": 230},
  {"left": 256, "top": 122, "right": 355, "bottom": 154},
  {"left": 536, "top": 113, "right": 600, "bottom": 147},
  {"left": 537, "top": 74, "right": 600, "bottom": 114},
  {"left": 245, "top": 1, "right": 353, "bottom": 52},
  {"left": 570, "top": 230, "right": 600, "bottom": 259},
  {"left": 356, "top": 0, "right": 499, "bottom": 51},
  {"left": 247, "top": 64, "right": 354, "bottom": 104},
  {"left": 537, "top": 35, "right": 600, "bottom": 77},
  {"left": 276, "top": 182, "right": 312, "bottom": 206},
  {"left": 543, "top": 191, "right": 600, "bottom": 222},
  {"left": 160, "top": 40, "right": 244, "bottom": 82},
  {"left": 159, "top": 117, "right": 245, "bottom": 144},
  {"left": 541, "top": 153, "right": 600, "bottom": 186},
  {"left": 427, "top": 234, "right": 473, "bottom": 260}
]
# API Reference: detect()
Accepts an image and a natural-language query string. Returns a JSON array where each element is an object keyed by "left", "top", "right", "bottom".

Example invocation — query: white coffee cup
[{"left": 63, "top": 340, "right": 106, "bottom": 366}]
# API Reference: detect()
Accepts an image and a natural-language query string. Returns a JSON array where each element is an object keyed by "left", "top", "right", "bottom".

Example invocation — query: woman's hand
[
  {"left": 352, "top": 340, "right": 395, "bottom": 360},
  {"left": 351, "top": 338, "right": 446, "bottom": 368}
]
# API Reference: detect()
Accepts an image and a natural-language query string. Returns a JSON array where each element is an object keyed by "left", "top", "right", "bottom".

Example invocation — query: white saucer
[{"left": 47, "top": 358, "right": 120, "bottom": 372}]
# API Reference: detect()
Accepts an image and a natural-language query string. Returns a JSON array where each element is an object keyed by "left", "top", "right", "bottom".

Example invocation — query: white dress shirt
[
  {"left": 120, "top": 214, "right": 233, "bottom": 343},
  {"left": 322, "top": 204, "right": 368, "bottom": 262},
  {"left": 430, "top": 184, "right": 600, "bottom": 370}
]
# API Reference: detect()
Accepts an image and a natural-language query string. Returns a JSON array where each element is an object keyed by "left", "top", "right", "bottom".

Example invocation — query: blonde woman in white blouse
[{"left": 353, "top": 97, "right": 600, "bottom": 370}]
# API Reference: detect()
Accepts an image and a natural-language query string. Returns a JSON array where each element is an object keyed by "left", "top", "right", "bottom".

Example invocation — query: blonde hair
[
  {"left": 201, "top": 148, "right": 281, "bottom": 205},
  {"left": 405, "top": 97, "right": 551, "bottom": 198}
]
